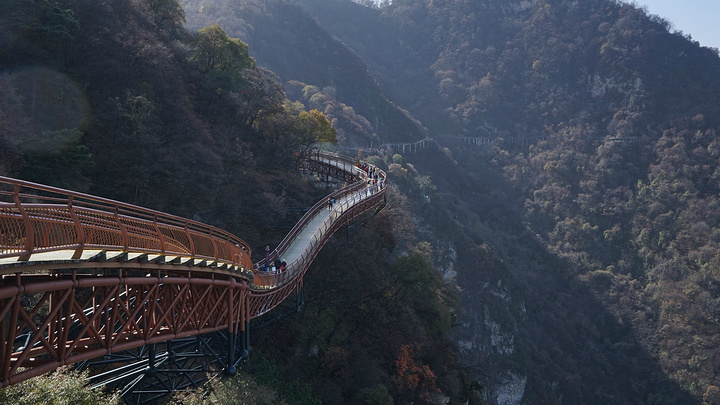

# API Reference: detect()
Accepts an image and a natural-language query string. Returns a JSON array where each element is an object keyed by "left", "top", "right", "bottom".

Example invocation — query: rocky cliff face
[{"left": 418, "top": 207, "right": 531, "bottom": 404}]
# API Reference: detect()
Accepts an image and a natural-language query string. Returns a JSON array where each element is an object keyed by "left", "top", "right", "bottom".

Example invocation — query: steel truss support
[
  {"left": 224, "top": 327, "right": 250, "bottom": 376},
  {"left": 296, "top": 285, "right": 305, "bottom": 312},
  {"left": 346, "top": 218, "right": 356, "bottom": 243},
  {"left": 240, "top": 321, "right": 250, "bottom": 360},
  {"left": 81, "top": 332, "right": 243, "bottom": 405},
  {"left": 249, "top": 283, "right": 305, "bottom": 333},
  {"left": 0, "top": 267, "right": 249, "bottom": 389}
]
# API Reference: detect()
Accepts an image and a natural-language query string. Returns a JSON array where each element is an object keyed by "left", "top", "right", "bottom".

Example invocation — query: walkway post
[
  {"left": 240, "top": 321, "right": 250, "bottom": 357},
  {"left": 147, "top": 344, "right": 157, "bottom": 377},
  {"left": 226, "top": 284, "right": 237, "bottom": 375},
  {"left": 296, "top": 283, "right": 305, "bottom": 311},
  {"left": 226, "top": 331, "right": 237, "bottom": 375}
]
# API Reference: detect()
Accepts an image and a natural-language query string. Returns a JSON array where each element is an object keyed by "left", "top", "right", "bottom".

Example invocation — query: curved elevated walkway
[{"left": 0, "top": 150, "right": 386, "bottom": 388}]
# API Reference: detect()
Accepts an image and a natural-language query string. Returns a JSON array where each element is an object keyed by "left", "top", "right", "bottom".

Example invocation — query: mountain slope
[
  {"left": 180, "top": 0, "right": 720, "bottom": 403},
  {"left": 181, "top": 0, "right": 427, "bottom": 144}
]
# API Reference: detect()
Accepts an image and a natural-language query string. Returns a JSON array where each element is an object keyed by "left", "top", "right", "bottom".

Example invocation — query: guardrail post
[
  {"left": 13, "top": 185, "right": 34, "bottom": 261},
  {"left": 114, "top": 206, "right": 128, "bottom": 251},
  {"left": 153, "top": 215, "right": 166, "bottom": 254},
  {"left": 209, "top": 230, "right": 218, "bottom": 260},
  {"left": 240, "top": 287, "right": 250, "bottom": 358},
  {"left": 226, "top": 281, "right": 237, "bottom": 375},
  {"left": 184, "top": 223, "right": 195, "bottom": 256},
  {"left": 68, "top": 196, "right": 86, "bottom": 260}
]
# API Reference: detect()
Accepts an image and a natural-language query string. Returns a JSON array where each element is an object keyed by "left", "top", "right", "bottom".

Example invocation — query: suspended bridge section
[{"left": 0, "top": 151, "right": 386, "bottom": 399}]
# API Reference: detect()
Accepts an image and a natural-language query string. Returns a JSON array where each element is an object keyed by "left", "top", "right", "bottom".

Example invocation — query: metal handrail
[
  {"left": 273, "top": 150, "right": 375, "bottom": 258},
  {"left": 0, "top": 177, "right": 253, "bottom": 271},
  {"left": 250, "top": 150, "right": 386, "bottom": 294}
]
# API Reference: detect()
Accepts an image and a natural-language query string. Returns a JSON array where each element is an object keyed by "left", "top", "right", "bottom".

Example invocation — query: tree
[
  {"left": 354, "top": 384, "right": 394, "bottom": 405},
  {"left": 143, "top": 0, "right": 186, "bottom": 38},
  {"left": 238, "top": 66, "right": 287, "bottom": 129},
  {"left": 0, "top": 367, "right": 120, "bottom": 405},
  {"left": 19, "top": 128, "right": 93, "bottom": 189},
  {"left": 391, "top": 343, "right": 441, "bottom": 404},
  {"left": 188, "top": 25, "right": 255, "bottom": 88},
  {"left": 168, "top": 371, "right": 286, "bottom": 405},
  {"left": 704, "top": 385, "right": 720, "bottom": 405},
  {"left": 390, "top": 243, "right": 451, "bottom": 337},
  {"left": 294, "top": 109, "right": 337, "bottom": 150},
  {"left": 0, "top": 0, "right": 80, "bottom": 66}
]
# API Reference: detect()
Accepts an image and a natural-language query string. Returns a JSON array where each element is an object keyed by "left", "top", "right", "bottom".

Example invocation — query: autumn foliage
[{"left": 392, "top": 343, "right": 441, "bottom": 404}]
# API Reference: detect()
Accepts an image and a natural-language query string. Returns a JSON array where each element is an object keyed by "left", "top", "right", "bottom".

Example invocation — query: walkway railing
[
  {"left": 0, "top": 150, "right": 387, "bottom": 390},
  {"left": 0, "top": 177, "right": 253, "bottom": 273},
  {"left": 249, "top": 151, "right": 386, "bottom": 315}
]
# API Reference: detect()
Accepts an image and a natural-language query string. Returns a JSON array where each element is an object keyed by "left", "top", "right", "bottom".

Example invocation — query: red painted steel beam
[
  {"left": 0, "top": 270, "right": 250, "bottom": 387},
  {"left": 0, "top": 151, "right": 386, "bottom": 388}
]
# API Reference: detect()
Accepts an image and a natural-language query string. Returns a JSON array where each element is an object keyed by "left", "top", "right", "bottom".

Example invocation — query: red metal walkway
[{"left": 0, "top": 150, "right": 386, "bottom": 388}]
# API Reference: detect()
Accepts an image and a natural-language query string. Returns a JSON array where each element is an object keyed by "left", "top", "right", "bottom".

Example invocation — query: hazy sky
[{"left": 634, "top": 0, "right": 720, "bottom": 49}]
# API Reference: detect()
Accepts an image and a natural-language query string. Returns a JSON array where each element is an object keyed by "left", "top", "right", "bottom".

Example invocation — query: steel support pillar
[
  {"left": 226, "top": 332, "right": 238, "bottom": 375},
  {"left": 240, "top": 321, "right": 250, "bottom": 358},
  {"left": 296, "top": 285, "right": 305, "bottom": 312},
  {"left": 147, "top": 344, "right": 157, "bottom": 378}
]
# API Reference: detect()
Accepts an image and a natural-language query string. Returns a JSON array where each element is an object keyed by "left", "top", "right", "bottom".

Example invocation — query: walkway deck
[
  {"left": 281, "top": 184, "right": 381, "bottom": 264},
  {"left": 251, "top": 152, "right": 385, "bottom": 290}
]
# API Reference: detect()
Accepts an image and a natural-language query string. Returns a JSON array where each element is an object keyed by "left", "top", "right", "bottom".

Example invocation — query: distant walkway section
[{"left": 248, "top": 150, "right": 386, "bottom": 316}]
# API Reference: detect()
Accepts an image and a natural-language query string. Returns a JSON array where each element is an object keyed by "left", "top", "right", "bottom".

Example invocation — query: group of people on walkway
[
  {"left": 357, "top": 161, "right": 383, "bottom": 187},
  {"left": 357, "top": 161, "right": 372, "bottom": 174},
  {"left": 259, "top": 258, "right": 286, "bottom": 272}
]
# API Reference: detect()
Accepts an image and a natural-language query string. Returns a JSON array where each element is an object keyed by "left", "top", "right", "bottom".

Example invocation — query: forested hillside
[
  {"left": 180, "top": 0, "right": 720, "bottom": 404},
  {"left": 0, "top": 1, "right": 467, "bottom": 404},
  {"left": 179, "top": 0, "right": 427, "bottom": 145}
]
